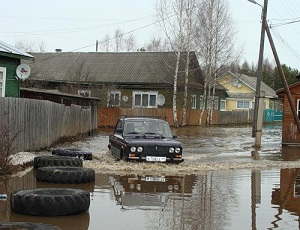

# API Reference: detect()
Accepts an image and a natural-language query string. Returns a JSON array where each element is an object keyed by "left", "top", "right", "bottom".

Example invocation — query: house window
[
  {"left": 213, "top": 96, "right": 219, "bottom": 110},
  {"left": 108, "top": 91, "right": 121, "bottom": 107},
  {"left": 78, "top": 89, "right": 91, "bottom": 97},
  {"left": 220, "top": 100, "right": 226, "bottom": 111},
  {"left": 270, "top": 101, "right": 274, "bottom": 110},
  {"left": 237, "top": 100, "right": 250, "bottom": 109},
  {"left": 191, "top": 94, "right": 196, "bottom": 109},
  {"left": 133, "top": 91, "right": 157, "bottom": 108},
  {"left": 297, "top": 99, "right": 300, "bottom": 120},
  {"left": 200, "top": 95, "right": 205, "bottom": 109},
  {"left": 0, "top": 67, "right": 6, "bottom": 97}
]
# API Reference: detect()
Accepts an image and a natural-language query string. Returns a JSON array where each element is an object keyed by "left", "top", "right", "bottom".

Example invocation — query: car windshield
[{"left": 124, "top": 120, "right": 173, "bottom": 138}]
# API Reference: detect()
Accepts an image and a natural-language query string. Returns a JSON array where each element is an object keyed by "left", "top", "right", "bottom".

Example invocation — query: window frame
[
  {"left": 191, "top": 94, "right": 197, "bottom": 109},
  {"left": 0, "top": 67, "right": 6, "bottom": 97},
  {"left": 132, "top": 91, "right": 158, "bottom": 108},
  {"left": 297, "top": 99, "right": 300, "bottom": 120},
  {"left": 107, "top": 90, "right": 121, "bottom": 107},
  {"left": 236, "top": 100, "right": 251, "bottom": 109},
  {"left": 220, "top": 99, "right": 226, "bottom": 111}
]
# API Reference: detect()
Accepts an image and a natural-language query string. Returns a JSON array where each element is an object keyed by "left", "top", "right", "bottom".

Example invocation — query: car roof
[{"left": 120, "top": 117, "right": 167, "bottom": 122}]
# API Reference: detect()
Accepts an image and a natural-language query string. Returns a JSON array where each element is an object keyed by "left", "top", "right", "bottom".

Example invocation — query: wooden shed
[{"left": 277, "top": 82, "right": 300, "bottom": 145}]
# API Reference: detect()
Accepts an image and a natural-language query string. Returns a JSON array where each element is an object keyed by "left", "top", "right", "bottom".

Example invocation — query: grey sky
[{"left": 1, "top": 0, "right": 299, "bottom": 69}]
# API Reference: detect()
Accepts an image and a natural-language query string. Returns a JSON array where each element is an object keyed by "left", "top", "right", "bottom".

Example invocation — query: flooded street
[{"left": 1, "top": 123, "right": 300, "bottom": 229}]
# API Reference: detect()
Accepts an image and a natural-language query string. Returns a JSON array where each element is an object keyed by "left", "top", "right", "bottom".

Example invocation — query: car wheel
[
  {"left": 52, "top": 148, "right": 92, "bottom": 160},
  {"left": 33, "top": 156, "right": 83, "bottom": 168},
  {"left": 10, "top": 188, "right": 90, "bottom": 216},
  {"left": 0, "top": 222, "right": 61, "bottom": 230},
  {"left": 36, "top": 167, "right": 95, "bottom": 184}
]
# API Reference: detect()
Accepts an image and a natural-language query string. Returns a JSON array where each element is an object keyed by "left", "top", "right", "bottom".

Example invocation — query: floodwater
[{"left": 1, "top": 123, "right": 300, "bottom": 230}]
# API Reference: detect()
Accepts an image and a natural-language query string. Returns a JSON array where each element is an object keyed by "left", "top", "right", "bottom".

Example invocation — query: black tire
[
  {"left": 52, "top": 149, "right": 92, "bottom": 160},
  {"left": 0, "top": 222, "right": 61, "bottom": 230},
  {"left": 10, "top": 188, "right": 90, "bottom": 216},
  {"left": 36, "top": 167, "right": 95, "bottom": 184},
  {"left": 33, "top": 156, "right": 83, "bottom": 168}
]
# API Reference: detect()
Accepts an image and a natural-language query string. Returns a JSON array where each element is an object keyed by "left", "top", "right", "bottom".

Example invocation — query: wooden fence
[
  {"left": 0, "top": 97, "right": 98, "bottom": 153},
  {"left": 98, "top": 108, "right": 253, "bottom": 127}
]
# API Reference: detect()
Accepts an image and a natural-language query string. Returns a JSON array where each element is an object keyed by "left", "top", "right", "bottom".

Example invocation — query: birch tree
[
  {"left": 156, "top": 0, "right": 197, "bottom": 127},
  {"left": 181, "top": 0, "right": 197, "bottom": 126},
  {"left": 195, "top": 0, "right": 240, "bottom": 125},
  {"left": 100, "top": 29, "right": 137, "bottom": 52},
  {"left": 156, "top": 0, "right": 186, "bottom": 127}
]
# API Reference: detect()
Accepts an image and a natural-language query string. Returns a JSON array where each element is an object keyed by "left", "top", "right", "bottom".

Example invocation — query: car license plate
[
  {"left": 146, "top": 156, "right": 166, "bottom": 162},
  {"left": 146, "top": 176, "right": 166, "bottom": 182}
]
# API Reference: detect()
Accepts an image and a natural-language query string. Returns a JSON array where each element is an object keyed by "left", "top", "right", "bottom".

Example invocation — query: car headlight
[
  {"left": 169, "top": 147, "right": 175, "bottom": 153},
  {"left": 137, "top": 147, "right": 143, "bottom": 152},
  {"left": 130, "top": 147, "right": 136, "bottom": 152},
  {"left": 175, "top": 148, "right": 181, "bottom": 153}
]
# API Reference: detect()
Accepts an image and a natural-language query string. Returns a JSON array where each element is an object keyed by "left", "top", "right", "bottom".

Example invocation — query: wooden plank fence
[
  {"left": 98, "top": 108, "right": 253, "bottom": 127},
  {"left": 0, "top": 97, "right": 97, "bottom": 153}
]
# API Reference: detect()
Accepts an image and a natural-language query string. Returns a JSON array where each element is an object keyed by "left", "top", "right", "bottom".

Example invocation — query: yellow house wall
[
  {"left": 226, "top": 100, "right": 238, "bottom": 111},
  {"left": 220, "top": 74, "right": 274, "bottom": 111}
]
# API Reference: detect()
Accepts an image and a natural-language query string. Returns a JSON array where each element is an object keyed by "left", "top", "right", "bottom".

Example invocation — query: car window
[
  {"left": 124, "top": 120, "right": 173, "bottom": 138},
  {"left": 115, "top": 120, "right": 123, "bottom": 134}
]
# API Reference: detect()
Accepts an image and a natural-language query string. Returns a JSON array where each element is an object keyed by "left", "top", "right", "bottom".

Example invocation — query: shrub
[{"left": 0, "top": 123, "right": 22, "bottom": 175}]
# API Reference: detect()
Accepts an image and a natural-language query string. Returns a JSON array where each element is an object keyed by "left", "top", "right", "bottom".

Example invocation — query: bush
[{"left": 0, "top": 123, "right": 22, "bottom": 175}]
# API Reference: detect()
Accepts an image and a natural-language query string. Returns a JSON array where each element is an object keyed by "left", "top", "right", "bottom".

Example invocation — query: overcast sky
[{"left": 1, "top": 0, "right": 300, "bottom": 70}]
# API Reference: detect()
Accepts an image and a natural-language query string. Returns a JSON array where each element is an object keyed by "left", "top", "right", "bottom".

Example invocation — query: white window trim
[
  {"left": 132, "top": 91, "right": 158, "bottom": 108},
  {"left": 220, "top": 99, "right": 226, "bottom": 111},
  {"left": 199, "top": 95, "right": 205, "bottom": 109},
  {"left": 236, "top": 100, "right": 251, "bottom": 109},
  {"left": 0, "top": 67, "right": 6, "bottom": 97},
  {"left": 213, "top": 96, "right": 219, "bottom": 110},
  {"left": 191, "top": 94, "right": 196, "bottom": 109},
  {"left": 107, "top": 90, "right": 121, "bottom": 107},
  {"left": 297, "top": 99, "right": 300, "bottom": 117}
]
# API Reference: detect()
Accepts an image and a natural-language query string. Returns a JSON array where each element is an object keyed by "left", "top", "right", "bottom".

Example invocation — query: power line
[
  {"left": 270, "top": 18, "right": 300, "bottom": 28},
  {"left": 0, "top": 16, "right": 156, "bottom": 37},
  {"left": 30, "top": 14, "right": 176, "bottom": 63}
]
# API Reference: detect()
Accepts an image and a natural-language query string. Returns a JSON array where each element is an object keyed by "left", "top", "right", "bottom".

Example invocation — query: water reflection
[
  {"left": 9, "top": 212, "right": 90, "bottom": 230},
  {"left": 109, "top": 174, "right": 196, "bottom": 210},
  {"left": 2, "top": 168, "right": 300, "bottom": 229},
  {"left": 271, "top": 168, "right": 300, "bottom": 229}
]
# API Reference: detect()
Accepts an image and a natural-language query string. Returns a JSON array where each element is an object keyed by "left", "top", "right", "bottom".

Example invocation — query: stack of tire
[{"left": 9, "top": 149, "right": 94, "bottom": 230}]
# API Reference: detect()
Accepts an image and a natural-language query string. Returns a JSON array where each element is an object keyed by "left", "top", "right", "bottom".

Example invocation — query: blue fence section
[{"left": 264, "top": 109, "right": 282, "bottom": 122}]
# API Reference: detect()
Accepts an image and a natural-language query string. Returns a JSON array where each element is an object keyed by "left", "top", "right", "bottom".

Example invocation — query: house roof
[
  {"left": 276, "top": 81, "right": 300, "bottom": 95},
  {"left": 227, "top": 92, "right": 255, "bottom": 99},
  {"left": 0, "top": 40, "right": 34, "bottom": 60},
  {"left": 226, "top": 72, "right": 278, "bottom": 98},
  {"left": 22, "top": 51, "right": 203, "bottom": 86}
]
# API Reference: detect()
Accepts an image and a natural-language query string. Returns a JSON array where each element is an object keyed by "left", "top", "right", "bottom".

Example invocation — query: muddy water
[{"left": 1, "top": 123, "right": 300, "bottom": 230}]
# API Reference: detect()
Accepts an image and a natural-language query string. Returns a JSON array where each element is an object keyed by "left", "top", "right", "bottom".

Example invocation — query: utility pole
[{"left": 250, "top": 0, "right": 268, "bottom": 148}]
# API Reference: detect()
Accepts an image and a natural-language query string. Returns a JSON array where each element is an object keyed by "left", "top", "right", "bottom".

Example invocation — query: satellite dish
[
  {"left": 122, "top": 95, "right": 128, "bottom": 102},
  {"left": 157, "top": 94, "right": 165, "bottom": 106},
  {"left": 232, "top": 79, "right": 238, "bottom": 87},
  {"left": 16, "top": 64, "right": 31, "bottom": 80}
]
